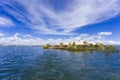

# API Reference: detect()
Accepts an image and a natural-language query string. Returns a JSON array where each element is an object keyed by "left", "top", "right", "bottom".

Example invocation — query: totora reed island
[{"left": 43, "top": 41, "right": 119, "bottom": 53}]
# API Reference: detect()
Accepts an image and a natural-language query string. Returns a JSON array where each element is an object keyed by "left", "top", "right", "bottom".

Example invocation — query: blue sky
[{"left": 0, "top": 0, "right": 120, "bottom": 45}]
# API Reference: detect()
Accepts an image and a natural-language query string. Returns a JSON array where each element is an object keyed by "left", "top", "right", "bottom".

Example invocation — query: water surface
[{"left": 0, "top": 46, "right": 120, "bottom": 80}]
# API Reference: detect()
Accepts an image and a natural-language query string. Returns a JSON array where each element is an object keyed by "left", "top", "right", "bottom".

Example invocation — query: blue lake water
[{"left": 0, "top": 46, "right": 120, "bottom": 80}]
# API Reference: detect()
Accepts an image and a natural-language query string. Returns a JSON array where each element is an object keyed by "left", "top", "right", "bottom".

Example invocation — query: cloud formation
[
  {"left": 0, "top": 32, "right": 119, "bottom": 45},
  {"left": 0, "top": 17, "right": 14, "bottom": 27},
  {"left": 0, "top": 0, "right": 120, "bottom": 35},
  {"left": 0, "top": 32, "right": 4, "bottom": 37},
  {"left": 98, "top": 32, "right": 112, "bottom": 36}
]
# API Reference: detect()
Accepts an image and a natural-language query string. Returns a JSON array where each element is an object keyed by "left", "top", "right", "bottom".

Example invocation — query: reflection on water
[{"left": 0, "top": 46, "right": 120, "bottom": 80}]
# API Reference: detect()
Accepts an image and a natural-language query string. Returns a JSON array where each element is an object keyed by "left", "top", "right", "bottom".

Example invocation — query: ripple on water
[{"left": 0, "top": 46, "right": 120, "bottom": 80}]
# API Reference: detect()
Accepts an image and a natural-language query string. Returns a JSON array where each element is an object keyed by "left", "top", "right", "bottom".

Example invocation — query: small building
[{"left": 75, "top": 41, "right": 84, "bottom": 45}]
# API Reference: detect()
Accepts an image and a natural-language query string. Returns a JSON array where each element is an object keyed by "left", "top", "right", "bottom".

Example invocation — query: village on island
[{"left": 43, "top": 41, "right": 119, "bottom": 53}]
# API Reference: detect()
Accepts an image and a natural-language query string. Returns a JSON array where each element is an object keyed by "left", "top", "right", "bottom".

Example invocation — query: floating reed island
[{"left": 43, "top": 41, "right": 119, "bottom": 53}]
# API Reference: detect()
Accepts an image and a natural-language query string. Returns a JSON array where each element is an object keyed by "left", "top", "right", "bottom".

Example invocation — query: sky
[{"left": 0, "top": 0, "right": 120, "bottom": 45}]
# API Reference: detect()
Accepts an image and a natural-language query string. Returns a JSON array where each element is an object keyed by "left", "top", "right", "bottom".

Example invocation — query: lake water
[{"left": 0, "top": 46, "right": 120, "bottom": 80}]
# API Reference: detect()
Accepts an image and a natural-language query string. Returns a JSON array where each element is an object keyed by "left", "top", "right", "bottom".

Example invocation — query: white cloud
[
  {"left": 107, "top": 40, "right": 120, "bottom": 45},
  {"left": 98, "top": 32, "right": 112, "bottom": 36},
  {"left": 0, "top": 33, "right": 43, "bottom": 45},
  {"left": 0, "top": 33, "right": 63, "bottom": 45},
  {"left": 57, "top": 0, "right": 120, "bottom": 32},
  {"left": 0, "top": 32, "right": 119, "bottom": 45},
  {"left": 0, "top": 32, "right": 4, "bottom": 37},
  {"left": 0, "top": 17, "right": 14, "bottom": 27},
  {"left": 1, "top": 0, "right": 120, "bottom": 35}
]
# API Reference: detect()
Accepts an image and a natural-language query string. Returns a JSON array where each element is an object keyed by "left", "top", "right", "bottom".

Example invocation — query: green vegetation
[
  {"left": 104, "top": 45, "right": 119, "bottom": 53},
  {"left": 43, "top": 41, "right": 119, "bottom": 53},
  {"left": 43, "top": 44, "right": 52, "bottom": 49}
]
